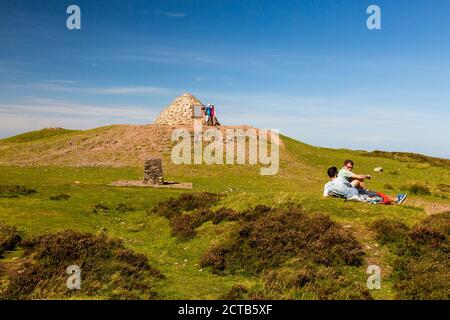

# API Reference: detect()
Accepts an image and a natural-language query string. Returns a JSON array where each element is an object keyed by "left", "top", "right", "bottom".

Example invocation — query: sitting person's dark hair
[
  {"left": 327, "top": 166, "right": 338, "bottom": 178},
  {"left": 344, "top": 159, "right": 354, "bottom": 166}
]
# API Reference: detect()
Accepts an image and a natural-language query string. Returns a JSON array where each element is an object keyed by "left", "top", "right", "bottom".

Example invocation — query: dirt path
[
  {"left": 403, "top": 197, "right": 450, "bottom": 215},
  {"left": 343, "top": 223, "right": 397, "bottom": 299}
]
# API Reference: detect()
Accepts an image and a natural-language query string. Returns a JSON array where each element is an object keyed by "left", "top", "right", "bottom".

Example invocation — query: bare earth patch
[
  {"left": 109, "top": 180, "right": 193, "bottom": 189},
  {"left": 0, "top": 124, "right": 274, "bottom": 167},
  {"left": 404, "top": 198, "right": 450, "bottom": 215}
]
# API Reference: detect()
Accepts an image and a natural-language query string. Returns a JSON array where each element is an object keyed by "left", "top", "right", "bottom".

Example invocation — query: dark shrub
[
  {"left": 116, "top": 248, "right": 163, "bottom": 278},
  {"left": 116, "top": 203, "right": 136, "bottom": 213},
  {"left": 212, "top": 207, "right": 239, "bottom": 225},
  {"left": 152, "top": 192, "right": 221, "bottom": 219},
  {"left": 392, "top": 253, "right": 449, "bottom": 300},
  {"left": 222, "top": 284, "right": 249, "bottom": 300},
  {"left": 1, "top": 230, "right": 163, "bottom": 300},
  {"left": 93, "top": 203, "right": 110, "bottom": 214},
  {"left": 221, "top": 284, "right": 267, "bottom": 300},
  {"left": 20, "top": 230, "right": 122, "bottom": 266},
  {"left": 170, "top": 214, "right": 197, "bottom": 241},
  {"left": 49, "top": 194, "right": 70, "bottom": 201},
  {"left": 200, "top": 208, "right": 364, "bottom": 275},
  {"left": 376, "top": 212, "right": 450, "bottom": 299},
  {"left": 0, "top": 224, "right": 21, "bottom": 257},
  {"left": 0, "top": 185, "right": 36, "bottom": 198},
  {"left": 199, "top": 244, "right": 230, "bottom": 272},
  {"left": 307, "top": 215, "right": 364, "bottom": 266},
  {"left": 420, "top": 212, "right": 450, "bottom": 235},
  {"left": 371, "top": 219, "right": 410, "bottom": 245},
  {"left": 169, "top": 210, "right": 215, "bottom": 241},
  {"left": 240, "top": 205, "right": 272, "bottom": 222},
  {"left": 192, "top": 210, "right": 215, "bottom": 226},
  {"left": 153, "top": 193, "right": 232, "bottom": 241},
  {"left": 409, "top": 226, "right": 446, "bottom": 248}
]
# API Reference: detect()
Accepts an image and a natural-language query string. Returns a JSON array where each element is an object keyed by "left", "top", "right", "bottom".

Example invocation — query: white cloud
[
  {"left": 0, "top": 97, "right": 158, "bottom": 138},
  {"left": 0, "top": 97, "right": 156, "bottom": 118},
  {"left": 1, "top": 82, "right": 172, "bottom": 96}
]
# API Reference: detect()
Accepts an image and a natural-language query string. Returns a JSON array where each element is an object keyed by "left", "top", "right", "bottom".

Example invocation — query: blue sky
[{"left": 1, "top": 0, "right": 449, "bottom": 158}]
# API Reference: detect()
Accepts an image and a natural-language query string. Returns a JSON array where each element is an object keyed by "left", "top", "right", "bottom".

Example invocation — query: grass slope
[
  {"left": 0, "top": 128, "right": 79, "bottom": 144},
  {"left": 0, "top": 127, "right": 449, "bottom": 299}
]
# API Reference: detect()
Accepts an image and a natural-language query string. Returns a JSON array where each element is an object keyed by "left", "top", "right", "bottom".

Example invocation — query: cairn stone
[
  {"left": 153, "top": 93, "right": 205, "bottom": 126},
  {"left": 143, "top": 158, "right": 164, "bottom": 185}
]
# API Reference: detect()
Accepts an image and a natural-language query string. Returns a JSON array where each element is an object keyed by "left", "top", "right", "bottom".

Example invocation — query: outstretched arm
[{"left": 351, "top": 173, "right": 371, "bottom": 181}]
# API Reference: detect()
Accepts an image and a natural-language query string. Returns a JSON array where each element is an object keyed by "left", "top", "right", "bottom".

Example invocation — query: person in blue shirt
[{"left": 204, "top": 104, "right": 212, "bottom": 126}]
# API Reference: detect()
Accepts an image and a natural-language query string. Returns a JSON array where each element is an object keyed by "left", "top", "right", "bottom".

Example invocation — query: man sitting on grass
[
  {"left": 338, "top": 160, "right": 371, "bottom": 190},
  {"left": 324, "top": 167, "right": 407, "bottom": 205}
]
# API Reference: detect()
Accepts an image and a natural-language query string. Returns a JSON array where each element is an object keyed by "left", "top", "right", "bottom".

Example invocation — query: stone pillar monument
[{"left": 143, "top": 158, "right": 164, "bottom": 185}]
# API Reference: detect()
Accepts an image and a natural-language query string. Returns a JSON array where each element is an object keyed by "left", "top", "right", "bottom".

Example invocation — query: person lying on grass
[
  {"left": 338, "top": 159, "right": 371, "bottom": 190},
  {"left": 324, "top": 166, "right": 407, "bottom": 205}
]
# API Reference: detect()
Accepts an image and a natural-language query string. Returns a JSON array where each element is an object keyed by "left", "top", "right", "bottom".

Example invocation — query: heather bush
[
  {"left": 0, "top": 230, "right": 163, "bottom": 300},
  {"left": 0, "top": 224, "right": 21, "bottom": 258},
  {"left": 200, "top": 207, "right": 364, "bottom": 275},
  {"left": 372, "top": 212, "right": 450, "bottom": 300}
]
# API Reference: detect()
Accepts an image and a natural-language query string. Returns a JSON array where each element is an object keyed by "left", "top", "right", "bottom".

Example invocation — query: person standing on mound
[
  {"left": 210, "top": 104, "right": 221, "bottom": 126},
  {"left": 204, "top": 104, "right": 212, "bottom": 126}
]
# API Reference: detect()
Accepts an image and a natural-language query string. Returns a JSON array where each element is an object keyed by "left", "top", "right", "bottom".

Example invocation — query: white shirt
[{"left": 323, "top": 177, "right": 355, "bottom": 198}]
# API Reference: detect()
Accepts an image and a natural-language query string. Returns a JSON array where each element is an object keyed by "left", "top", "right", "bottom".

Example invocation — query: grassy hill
[{"left": 0, "top": 125, "right": 449, "bottom": 300}]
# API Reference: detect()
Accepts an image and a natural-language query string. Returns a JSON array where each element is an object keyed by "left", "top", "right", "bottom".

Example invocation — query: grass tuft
[
  {"left": 401, "top": 183, "right": 431, "bottom": 195},
  {"left": 116, "top": 203, "right": 136, "bottom": 213},
  {"left": 437, "top": 184, "right": 450, "bottom": 193},
  {"left": 49, "top": 194, "right": 70, "bottom": 201},
  {"left": 0, "top": 185, "right": 36, "bottom": 198},
  {"left": 384, "top": 183, "right": 394, "bottom": 190}
]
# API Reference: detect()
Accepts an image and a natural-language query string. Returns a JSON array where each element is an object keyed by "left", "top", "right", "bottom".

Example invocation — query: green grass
[
  {"left": 0, "top": 128, "right": 79, "bottom": 144},
  {"left": 0, "top": 134, "right": 449, "bottom": 299}
]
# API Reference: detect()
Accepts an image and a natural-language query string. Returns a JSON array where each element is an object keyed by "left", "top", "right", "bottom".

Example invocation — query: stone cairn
[
  {"left": 143, "top": 158, "right": 164, "bottom": 185},
  {"left": 153, "top": 92, "right": 204, "bottom": 126}
]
